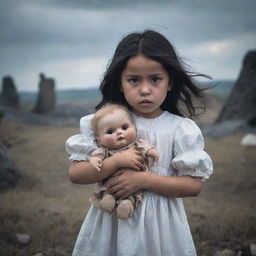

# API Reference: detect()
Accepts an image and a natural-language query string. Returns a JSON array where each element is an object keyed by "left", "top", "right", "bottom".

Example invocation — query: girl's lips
[{"left": 139, "top": 100, "right": 153, "bottom": 106}]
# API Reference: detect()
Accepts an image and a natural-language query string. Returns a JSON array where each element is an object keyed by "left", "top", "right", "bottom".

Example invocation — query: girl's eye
[
  {"left": 106, "top": 129, "right": 114, "bottom": 134},
  {"left": 128, "top": 78, "right": 138, "bottom": 84},
  {"left": 122, "top": 125, "right": 128, "bottom": 130},
  {"left": 151, "top": 77, "right": 161, "bottom": 84}
]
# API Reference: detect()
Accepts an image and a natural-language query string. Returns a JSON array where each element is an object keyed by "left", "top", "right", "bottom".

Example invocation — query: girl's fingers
[
  {"left": 135, "top": 161, "right": 143, "bottom": 170},
  {"left": 108, "top": 176, "right": 122, "bottom": 188},
  {"left": 108, "top": 183, "right": 122, "bottom": 194},
  {"left": 135, "top": 150, "right": 142, "bottom": 156},
  {"left": 136, "top": 154, "right": 144, "bottom": 163},
  {"left": 114, "top": 187, "right": 130, "bottom": 199},
  {"left": 136, "top": 157, "right": 143, "bottom": 164},
  {"left": 133, "top": 165, "right": 140, "bottom": 171},
  {"left": 115, "top": 191, "right": 127, "bottom": 199},
  {"left": 112, "top": 170, "right": 124, "bottom": 177}
]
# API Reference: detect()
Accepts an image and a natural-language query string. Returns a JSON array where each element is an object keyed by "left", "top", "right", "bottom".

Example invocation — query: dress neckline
[{"left": 132, "top": 111, "right": 168, "bottom": 121}]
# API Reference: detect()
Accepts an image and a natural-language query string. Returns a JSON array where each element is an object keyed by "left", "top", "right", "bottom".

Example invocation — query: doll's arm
[
  {"left": 146, "top": 148, "right": 159, "bottom": 161},
  {"left": 89, "top": 148, "right": 105, "bottom": 172},
  {"left": 89, "top": 155, "right": 104, "bottom": 172},
  {"left": 137, "top": 139, "right": 159, "bottom": 161}
]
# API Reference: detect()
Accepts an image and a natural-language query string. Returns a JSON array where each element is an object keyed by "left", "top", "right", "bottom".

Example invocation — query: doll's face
[{"left": 96, "top": 109, "right": 136, "bottom": 150}]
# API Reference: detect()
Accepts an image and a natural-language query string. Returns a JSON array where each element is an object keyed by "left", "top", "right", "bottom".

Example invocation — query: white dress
[{"left": 66, "top": 111, "right": 213, "bottom": 256}]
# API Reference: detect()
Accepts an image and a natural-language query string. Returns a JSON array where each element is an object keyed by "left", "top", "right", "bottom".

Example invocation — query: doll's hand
[
  {"left": 89, "top": 156, "right": 103, "bottom": 172},
  {"left": 112, "top": 148, "right": 144, "bottom": 171},
  {"left": 147, "top": 148, "right": 159, "bottom": 161},
  {"left": 107, "top": 169, "right": 146, "bottom": 199}
]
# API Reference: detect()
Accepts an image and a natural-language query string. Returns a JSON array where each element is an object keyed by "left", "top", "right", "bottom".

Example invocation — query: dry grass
[
  {"left": 0, "top": 121, "right": 94, "bottom": 256},
  {"left": 0, "top": 112, "right": 255, "bottom": 255},
  {"left": 185, "top": 134, "right": 256, "bottom": 255}
]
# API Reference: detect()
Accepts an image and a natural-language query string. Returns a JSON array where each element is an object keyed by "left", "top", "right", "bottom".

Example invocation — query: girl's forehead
[{"left": 123, "top": 55, "right": 166, "bottom": 74}]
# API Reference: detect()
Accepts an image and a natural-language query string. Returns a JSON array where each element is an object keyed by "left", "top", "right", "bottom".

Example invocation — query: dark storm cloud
[
  {"left": 0, "top": 0, "right": 255, "bottom": 90},
  {"left": 1, "top": 0, "right": 255, "bottom": 49}
]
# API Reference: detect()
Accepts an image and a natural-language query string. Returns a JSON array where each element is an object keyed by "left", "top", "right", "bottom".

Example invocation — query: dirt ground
[{"left": 0, "top": 99, "right": 255, "bottom": 255}]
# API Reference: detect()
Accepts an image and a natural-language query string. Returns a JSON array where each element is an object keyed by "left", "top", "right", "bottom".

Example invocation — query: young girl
[{"left": 66, "top": 29, "right": 213, "bottom": 256}]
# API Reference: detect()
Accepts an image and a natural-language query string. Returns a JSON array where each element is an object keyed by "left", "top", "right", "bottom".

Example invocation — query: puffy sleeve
[
  {"left": 171, "top": 118, "right": 213, "bottom": 181},
  {"left": 65, "top": 114, "right": 97, "bottom": 161}
]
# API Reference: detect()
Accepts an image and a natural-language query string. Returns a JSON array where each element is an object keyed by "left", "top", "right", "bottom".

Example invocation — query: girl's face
[{"left": 121, "top": 55, "right": 171, "bottom": 118}]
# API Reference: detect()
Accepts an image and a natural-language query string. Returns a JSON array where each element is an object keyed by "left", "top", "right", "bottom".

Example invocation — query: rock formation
[
  {"left": 0, "top": 142, "right": 19, "bottom": 190},
  {"left": 0, "top": 76, "right": 20, "bottom": 109},
  {"left": 217, "top": 50, "right": 256, "bottom": 123},
  {"left": 34, "top": 73, "right": 56, "bottom": 114}
]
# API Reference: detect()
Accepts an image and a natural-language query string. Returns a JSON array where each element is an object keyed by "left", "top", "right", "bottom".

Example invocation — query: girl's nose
[{"left": 140, "top": 82, "right": 150, "bottom": 95}]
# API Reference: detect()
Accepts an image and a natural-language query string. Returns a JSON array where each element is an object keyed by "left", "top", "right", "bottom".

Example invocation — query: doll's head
[{"left": 91, "top": 104, "right": 137, "bottom": 150}]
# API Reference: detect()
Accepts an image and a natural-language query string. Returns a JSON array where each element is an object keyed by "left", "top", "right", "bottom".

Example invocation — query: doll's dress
[
  {"left": 90, "top": 139, "right": 155, "bottom": 210},
  {"left": 66, "top": 111, "right": 213, "bottom": 256}
]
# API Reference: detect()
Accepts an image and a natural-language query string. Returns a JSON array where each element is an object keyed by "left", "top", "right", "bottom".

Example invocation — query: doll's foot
[
  {"left": 89, "top": 195, "right": 101, "bottom": 209},
  {"left": 99, "top": 194, "right": 116, "bottom": 213},
  {"left": 117, "top": 199, "right": 134, "bottom": 220}
]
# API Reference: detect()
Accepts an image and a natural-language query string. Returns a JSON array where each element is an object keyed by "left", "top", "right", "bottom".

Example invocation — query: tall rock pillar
[
  {"left": 0, "top": 76, "right": 20, "bottom": 109},
  {"left": 217, "top": 50, "right": 256, "bottom": 123},
  {"left": 34, "top": 73, "right": 56, "bottom": 114}
]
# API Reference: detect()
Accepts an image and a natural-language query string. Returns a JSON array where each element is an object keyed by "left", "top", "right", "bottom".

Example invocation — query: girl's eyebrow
[
  {"left": 125, "top": 73, "right": 163, "bottom": 77},
  {"left": 125, "top": 74, "right": 140, "bottom": 77}
]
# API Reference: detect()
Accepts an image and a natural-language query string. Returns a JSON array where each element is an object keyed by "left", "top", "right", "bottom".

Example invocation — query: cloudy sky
[{"left": 0, "top": 0, "right": 255, "bottom": 91}]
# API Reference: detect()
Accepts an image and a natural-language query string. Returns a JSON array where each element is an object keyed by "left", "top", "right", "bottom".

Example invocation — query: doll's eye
[
  {"left": 106, "top": 129, "right": 114, "bottom": 134},
  {"left": 122, "top": 124, "right": 128, "bottom": 130}
]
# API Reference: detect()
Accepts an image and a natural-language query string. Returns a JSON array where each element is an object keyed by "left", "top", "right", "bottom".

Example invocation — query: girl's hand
[
  {"left": 107, "top": 169, "right": 146, "bottom": 199},
  {"left": 112, "top": 148, "right": 144, "bottom": 171}
]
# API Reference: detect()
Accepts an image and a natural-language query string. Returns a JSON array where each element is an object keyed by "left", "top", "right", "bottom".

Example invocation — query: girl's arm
[
  {"left": 144, "top": 172, "right": 202, "bottom": 197},
  {"left": 108, "top": 170, "right": 202, "bottom": 199},
  {"left": 68, "top": 148, "right": 144, "bottom": 184}
]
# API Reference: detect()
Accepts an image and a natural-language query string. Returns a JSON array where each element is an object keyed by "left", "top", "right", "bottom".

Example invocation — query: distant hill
[
  {"left": 18, "top": 80, "right": 234, "bottom": 105},
  {"left": 20, "top": 88, "right": 102, "bottom": 105},
  {"left": 201, "top": 80, "right": 234, "bottom": 99}
]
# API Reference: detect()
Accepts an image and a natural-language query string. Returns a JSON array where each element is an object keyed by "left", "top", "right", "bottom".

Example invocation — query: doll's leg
[
  {"left": 134, "top": 191, "right": 143, "bottom": 208},
  {"left": 116, "top": 197, "right": 135, "bottom": 220},
  {"left": 89, "top": 194, "right": 101, "bottom": 209},
  {"left": 99, "top": 191, "right": 116, "bottom": 213}
]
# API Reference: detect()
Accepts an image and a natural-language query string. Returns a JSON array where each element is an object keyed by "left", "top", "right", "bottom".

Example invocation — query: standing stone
[
  {"left": 217, "top": 50, "right": 256, "bottom": 122},
  {"left": 0, "top": 142, "right": 19, "bottom": 190},
  {"left": 0, "top": 76, "right": 19, "bottom": 108},
  {"left": 34, "top": 73, "right": 56, "bottom": 114}
]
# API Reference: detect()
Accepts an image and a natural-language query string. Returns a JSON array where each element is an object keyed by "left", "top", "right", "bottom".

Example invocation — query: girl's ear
[{"left": 168, "top": 83, "right": 172, "bottom": 91}]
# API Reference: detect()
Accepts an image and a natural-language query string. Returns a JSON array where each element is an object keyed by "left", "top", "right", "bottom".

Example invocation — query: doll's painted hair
[
  {"left": 91, "top": 103, "right": 135, "bottom": 136},
  {"left": 96, "top": 29, "right": 210, "bottom": 117}
]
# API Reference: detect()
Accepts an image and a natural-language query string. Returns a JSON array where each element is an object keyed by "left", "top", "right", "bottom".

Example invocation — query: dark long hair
[{"left": 96, "top": 30, "right": 210, "bottom": 117}]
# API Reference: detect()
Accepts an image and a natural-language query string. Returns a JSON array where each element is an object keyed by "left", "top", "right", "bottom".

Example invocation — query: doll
[{"left": 89, "top": 104, "right": 159, "bottom": 219}]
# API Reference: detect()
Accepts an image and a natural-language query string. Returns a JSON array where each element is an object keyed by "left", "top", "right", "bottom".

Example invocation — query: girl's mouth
[{"left": 139, "top": 100, "right": 152, "bottom": 106}]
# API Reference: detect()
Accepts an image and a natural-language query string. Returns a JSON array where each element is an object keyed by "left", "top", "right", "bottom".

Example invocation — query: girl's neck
[{"left": 131, "top": 109, "right": 164, "bottom": 119}]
